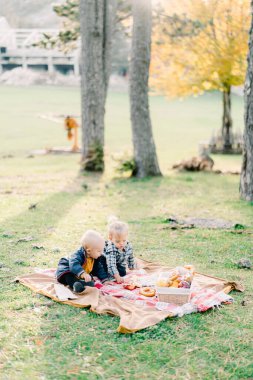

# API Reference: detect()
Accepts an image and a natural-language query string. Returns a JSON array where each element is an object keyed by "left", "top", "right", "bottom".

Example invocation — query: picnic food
[
  {"left": 171, "top": 280, "right": 180, "bottom": 287},
  {"left": 178, "top": 280, "right": 191, "bottom": 288},
  {"left": 123, "top": 276, "right": 141, "bottom": 290},
  {"left": 124, "top": 284, "right": 137, "bottom": 290},
  {"left": 139, "top": 287, "right": 156, "bottom": 297},
  {"left": 184, "top": 264, "right": 195, "bottom": 273},
  {"left": 156, "top": 265, "right": 195, "bottom": 289},
  {"left": 156, "top": 279, "right": 168, "bottom": 287}
]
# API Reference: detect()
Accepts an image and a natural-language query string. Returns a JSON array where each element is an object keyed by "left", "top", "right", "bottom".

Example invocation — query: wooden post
[{"left": 72, "top": 127, "right": 79, "bottom": 152}]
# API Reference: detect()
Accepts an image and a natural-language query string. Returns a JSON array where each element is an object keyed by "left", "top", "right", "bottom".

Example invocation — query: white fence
[{"left": 0, "top": 28, "right": 80, "bottom": 75}]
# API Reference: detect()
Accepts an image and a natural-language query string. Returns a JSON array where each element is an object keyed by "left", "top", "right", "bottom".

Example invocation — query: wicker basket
[{"left": 156, "top": 287, "right": 191, "bottom": 305}]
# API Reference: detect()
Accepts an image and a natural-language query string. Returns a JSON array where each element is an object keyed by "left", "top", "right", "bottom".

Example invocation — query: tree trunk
[
  {"left": 222, "top": 87, "right": 233, "bottom": 152},
  {"left": 240, "top": 1, "right": 253, "bottom": 201},
  {"left": 79, "top": 0, "right": 115, "bottom": 171},
  {"left": 129, "top": 0, "right": 161, "bottom": 178}
]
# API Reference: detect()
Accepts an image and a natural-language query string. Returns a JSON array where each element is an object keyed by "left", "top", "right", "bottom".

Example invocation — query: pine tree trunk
[
  {"left": 240, "top": 1, "right": 253, "bottom": 201},
  {"left": 79, "top": 0, "right": 115, "bottom": 171},
  {"left": 222, "top": 87, "right": 233, "bottom": 152},
  {"left": 129, "top": 0, "right": 161, "bottom": 178}
]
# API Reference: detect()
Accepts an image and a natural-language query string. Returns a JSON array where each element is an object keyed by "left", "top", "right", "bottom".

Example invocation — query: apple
[{"left": 123, "top": 284, "right": 136, "bottom": 290}]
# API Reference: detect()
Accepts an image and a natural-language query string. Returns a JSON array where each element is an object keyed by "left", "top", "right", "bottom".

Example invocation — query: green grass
[
  {"left": 0, "top": 86, "right": 252, "bottom": 380},
  {"left": 0, "top": 85, "right": 243, "bottom": 172}
]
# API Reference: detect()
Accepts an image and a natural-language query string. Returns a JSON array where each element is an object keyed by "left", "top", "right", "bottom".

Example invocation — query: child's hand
[
  {"left": 81, "top": 273, "right": 92, "bottom": 282},
  {"left": 114, "top": 274, "right": 123, "bottom": 283}
]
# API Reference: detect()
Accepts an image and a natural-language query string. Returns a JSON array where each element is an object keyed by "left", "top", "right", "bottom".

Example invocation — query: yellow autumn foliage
[{"left": 150, "top": 0, "right": 250, "bottom": 97}]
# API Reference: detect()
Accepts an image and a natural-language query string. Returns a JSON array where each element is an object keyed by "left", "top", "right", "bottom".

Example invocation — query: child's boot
[{"left": 73, "top": 281, "right": 86, "bottom": 293}]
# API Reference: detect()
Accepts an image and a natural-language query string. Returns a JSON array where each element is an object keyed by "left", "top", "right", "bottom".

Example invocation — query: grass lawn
[{"left": 0, "top": 86, "right": 252, "bottom": 380}]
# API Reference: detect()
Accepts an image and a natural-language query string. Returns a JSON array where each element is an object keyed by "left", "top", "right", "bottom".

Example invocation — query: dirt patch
[{"left": 164, "top": 216, "right": 246, "bottom": 230}]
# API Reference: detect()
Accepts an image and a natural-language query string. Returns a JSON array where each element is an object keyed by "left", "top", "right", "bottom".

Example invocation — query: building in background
[{"left": 0, "top": 17, "right": 80, "bottom": 76}]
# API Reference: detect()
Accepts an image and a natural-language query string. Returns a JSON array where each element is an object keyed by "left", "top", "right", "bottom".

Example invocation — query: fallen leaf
[
  {"left": 29, "top": 203, "right": 38, "bottom": 210},
  {"left": 32, "top": 245, "right": 45, "bottom": 250},
  {"left": 67, "top": 367, "right": 80, "bottom": 375},
  {"left": 35, "top": 339, "right": 44, "bottom": 346},
  {"left": 16, "top": 236, "right": 34, "bottom": 243}
]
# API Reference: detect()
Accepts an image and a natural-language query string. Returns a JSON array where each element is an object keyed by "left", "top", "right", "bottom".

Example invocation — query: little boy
[
  {"left": 56, "top": 230, "right": 108, "bottom": 293},
  {"left": 103, "top": 218, "right": 135, "bottom": 283}
]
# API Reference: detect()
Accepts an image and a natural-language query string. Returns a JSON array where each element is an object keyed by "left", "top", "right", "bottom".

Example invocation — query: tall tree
[
  {"left": 39, "top": 0, "right": 129, "bottom": 171},
  {"left": 79, "top": 0, "right": 116, "bottom": 171},
  {"left": 129, "top": 0, "right": 161, "bottom": 178},
  {"left": 151, "top": 0, "right": 250, "bottom": 152},
  {"left": 38, "top": 0, "right": 131, "bottom": 54},
  {"left": 240, "top": 0, "right": 253, "bottom": 201}
]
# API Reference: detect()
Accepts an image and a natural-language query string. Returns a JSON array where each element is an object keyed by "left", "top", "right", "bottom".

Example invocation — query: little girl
[{"left": 103, "top": 217, "right": 136, "bottom": 283}]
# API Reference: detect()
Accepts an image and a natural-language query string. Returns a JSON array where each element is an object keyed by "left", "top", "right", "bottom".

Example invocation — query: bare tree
[
  {"left": 129, "top": 0, "right": 161, "bottom": 178},
  {"left": 240, "top": 0, "right": 253, "bottom": 201},
  {"left": 79, "top": 0, "right": 116, "bottom": 171}
]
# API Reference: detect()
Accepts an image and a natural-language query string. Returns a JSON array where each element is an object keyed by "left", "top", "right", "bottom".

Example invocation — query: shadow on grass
[{"left": 0, "top": 188, "right": 85, "bottom": 276}]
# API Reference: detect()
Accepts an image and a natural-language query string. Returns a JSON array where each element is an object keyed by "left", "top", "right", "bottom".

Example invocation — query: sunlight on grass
[
  {"left": 0, "top": 86, "right": 252, "bottom": 380},
  {"left": 0, "top": 86, "right": 243, "bottom": 174}
]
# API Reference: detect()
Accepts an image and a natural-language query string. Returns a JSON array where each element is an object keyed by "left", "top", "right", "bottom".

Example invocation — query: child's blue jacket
[{"left": 56, "top": 247, "right": 108, "bottom": 282}]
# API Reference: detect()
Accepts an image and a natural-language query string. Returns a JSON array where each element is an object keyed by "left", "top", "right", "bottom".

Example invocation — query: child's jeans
[
  {"left": 117, "top": 264, "right": 126, "bottom": 277},
  {"left": 99, "top": 256, "right": 126, "bottom": 278},
  {"left": 58, "top": 272, "right": 94, "bottom": 289}
]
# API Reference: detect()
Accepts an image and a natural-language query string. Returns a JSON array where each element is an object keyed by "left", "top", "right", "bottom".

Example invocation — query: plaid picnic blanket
[
  {"left": 94, "top": 269, "right": 234, "bottom": 317},
  {"left": 19, "top": 261, "right": 243, "bottom": 333}
]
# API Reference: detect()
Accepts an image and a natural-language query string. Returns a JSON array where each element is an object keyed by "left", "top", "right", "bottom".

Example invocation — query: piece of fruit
[
  {"left": 170, "top": 281, "right": 179, "bottom": 288},
  {"left": 123, "top": 284, "right": 136, "bottom": 290},
  {"left": 179, "top": 280, "right": 191, "bottom": 288},
  {"left": 170, "top": 274, "right": 179, "bottom": 281}
]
